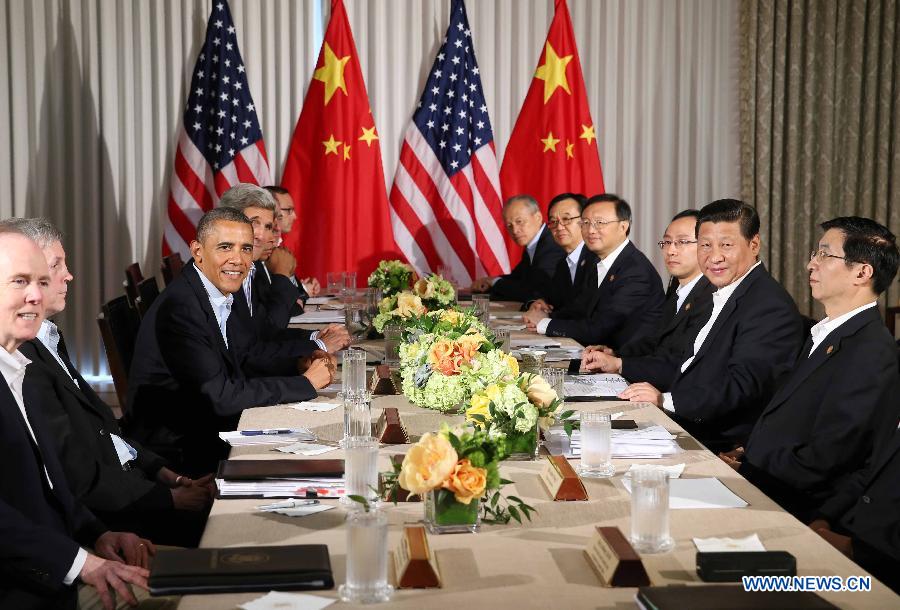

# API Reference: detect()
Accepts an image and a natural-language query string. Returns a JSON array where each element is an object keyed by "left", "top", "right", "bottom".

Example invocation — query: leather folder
[
  {"left": 149, "top": 545, "right": 334, "bottom": 595},
  {"left": 217, "top": 459, "right": 344, "bottom": 480},
  {"left": 635, "top": 584, "right": 838, "bottom": 609}
]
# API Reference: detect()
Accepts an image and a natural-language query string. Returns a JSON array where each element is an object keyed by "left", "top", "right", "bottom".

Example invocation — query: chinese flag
[
  {"left": 281, "top": 0, "right": 397, "bottom": 286},
  {"left": 500, "top": 0, "right": 605, "bottom": 216}
]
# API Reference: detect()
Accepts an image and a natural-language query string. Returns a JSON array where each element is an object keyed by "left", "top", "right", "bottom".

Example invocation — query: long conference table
[{"left": 176, "top": 306, "right": 899, "bottom": 609}]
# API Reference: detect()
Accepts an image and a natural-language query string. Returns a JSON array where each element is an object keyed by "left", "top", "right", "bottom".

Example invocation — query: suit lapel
[
  {"left": 27, "top": 340, "right": 106, "bottom": 418},
  {"left": 587, "top": 242, "right": 634, "bottom": 312},
  {"left": 691, "top": 265, "right": 765, "bottom": 363},
  {"left": 572, "top": 245, "right": 592, "bottom": 288}
]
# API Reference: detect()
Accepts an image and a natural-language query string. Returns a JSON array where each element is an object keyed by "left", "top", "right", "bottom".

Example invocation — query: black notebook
[
  {"left": 636, "top": 584, "right": 838, "bottom": 610},
  {"left": 149, "top": 545, "right": 334, "bottom": 595}
]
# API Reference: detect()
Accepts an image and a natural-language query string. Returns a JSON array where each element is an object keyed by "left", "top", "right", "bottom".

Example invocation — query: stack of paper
[
  {"left": 276, "top": 442, "right": 339, "bottom": 456},
  {"left": 217, "top": 477, "right": 346, "bottom": 499},
  {"left": 283, "top": 401, "right": 341, "bottom": 413},
  {"left": 564, "top": 373, "right": 629, "bottom": 397},
  {"left": 558, "top": 424, "right": 680, "bottom": 459},
  {"left": 219, "top": 429, "right": 316, "bottom": 447},
  {"left": 305, "top": 296, "right": 338, "bottom": 306},
  {"left": 511, "top": 338, "right": 562, "bottom": 348},
  {"left": 289, "top": 310, "right": 345, "bottom": 324}
]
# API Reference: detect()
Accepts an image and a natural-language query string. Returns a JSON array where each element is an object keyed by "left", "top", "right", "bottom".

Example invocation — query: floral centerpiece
[
  {"left": 465, "top": 373, "right": 571, "bottom": 460},
  {"left": 396, "top": 309, "right": 516, "bottom": 412},
  {"left": 367, "top": 259, "right": 414, "bottom": 298},
  {"left": 372, "top": 273, "right": 456, "bottom": 332},
  {"left": 391, "top": 426, "right": 534, "bottom": 533}
]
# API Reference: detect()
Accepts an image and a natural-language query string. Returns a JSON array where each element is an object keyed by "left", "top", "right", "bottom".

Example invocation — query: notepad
[
  {"left": 564, "top": 373, "right": 629, "bottom": 397},
  {"left": 290, "top": 311, "right": 345, "bottom": 324},
  {"left": 622, "top": 477, "right": 748, "bottom": 509}
]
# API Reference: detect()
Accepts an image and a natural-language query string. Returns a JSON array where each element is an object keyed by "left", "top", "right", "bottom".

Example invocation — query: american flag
[
  {"left": 163, "top": 0, "right": 270, "bottom": 258},
  {"left": 389, "top": 0, "right": 510, "bottom": 285}
]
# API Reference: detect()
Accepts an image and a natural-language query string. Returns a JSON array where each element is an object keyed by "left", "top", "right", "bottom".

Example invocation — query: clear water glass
[
  {"left": 541, "top": 367, "right": 565, "bottom": 402},
  {"left": 578, "top": 411, "right": 615, "bottom": 478},
  {"left": 343, "top": 392, "right": 372, "bottom": 439},
  {"left": 327, "top": 271, "right": 343, "bottom": 296},
  {"left": 493, "top": 327, "right": 510, "bottom": 352},
  {"left": 630, "top": 467, "right": 674, "bottom": 553},
  {"left": 519, "top": 350, "right": 546, "bottom": 376},
  {"left": 341, "top": 348, "right": 367, "bottom": 397},
  {"left": 383, "top": 323, "right": 402, "bottom": 366},
  {"left": 471, "top": 293, "right": 490, "bottom": 325},
  {"left": 341, "top": 436, "right": 380, "bottom": 505},
  {"left": 339, "top": 508, "right": 393, "bottom": 603},
  {"left": 345, "top": 304, "right": 368, "bottom": 344}
]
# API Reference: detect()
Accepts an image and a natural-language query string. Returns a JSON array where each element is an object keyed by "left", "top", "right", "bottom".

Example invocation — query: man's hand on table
[
  {"left": 583, "top": 344, "right": 615, "bottom": 356},
  {"left": 581, "top": 350, "right": 622, "bottom": 374},
  {"left": 79, "top": 553, "right": 149, "bottom": 610},
  {"left": 302, "top": 355, "right": 334, "bottom": 389},
  {"left": 527, "top": 299, "right": 552, "bottom": 314},
  {"left": 171, "top": 484, "right": 213, "bottom": 511},
  {"left": 302, "top": 277, "right": 321, "bottom": 296},
  {"left": 618, "top": 382, "right": 662, "bottom": 407},
  {"left": 522, "top": 308, "right": 545, "bottom": 331},
  {"left": 94, "top": 531, "right": 155, "bottom": 569},
  {"left": 718, "top": 447, "right": 744, "bottom": 471},
  {"left": 318, "top": 324, "right": 351, "bottom": 352}
]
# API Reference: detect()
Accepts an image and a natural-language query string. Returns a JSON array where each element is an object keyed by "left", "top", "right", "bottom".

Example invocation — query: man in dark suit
[
  {"left": 721, "top": 217, "right": 900, "bottom": 522},
  {"left": 620, "top": 199, "right": 804, "bottom": 451},
  {"left": 0, "top": 229, "right": 151, "bottom": 610},
  {"left": 3, "top": 217, "right": 211, "bottom": 547},
  {"left": 126, "top": 208, "right": 333, "bottom": 475},
  {"left": 264, "top": 185, "right": 320, "bottom": 298},
  {"left": 581, "top": 209, "right": 715, "bottom": 390},
  {"left": 524, "top": 194, "right": 665, "bottom": 350},
  {"left": 470, "top": 194, "right": 566, "bottom": 303},
  {"left": 524, "top": 193, "right": 597, "bottom": 314},
  {"left": 808, "top": 424, "right": 900, "bottom": 594}
]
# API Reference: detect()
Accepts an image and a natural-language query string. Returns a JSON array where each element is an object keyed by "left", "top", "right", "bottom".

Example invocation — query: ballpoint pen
[
  {"left": 240, "top": 428, "right": 295, "bottom": 436},
  {"left": 257, "top": 499, "right": 320, "bottom": 510}
]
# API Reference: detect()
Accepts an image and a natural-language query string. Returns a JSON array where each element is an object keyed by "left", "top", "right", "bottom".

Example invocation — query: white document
[
  {"left": 284, "top": 400, "right": 341, "bottom": 412},
  {"left": 624, "top": 463, "right": 686, "bottom": 479},
  {"left": 693, "top": 533, "right": 766, "bottom": 552},
  {"left": 622, "top": 477, "right": 748, "bottom": 509},
  {"left": 276, "top": 442, "right": 338, "bottom": 456},
  {"left": 305, "top": 296, "right": 338, "bottom": 306},
  {"left": 219, "top": 429, "right": 316, "bottom": 447},
  {"left": 564, "top": 374, "right": 629, "bottom": 397},
  {"left": 240, "top": 591, "right": 336, "bottom": 610},
  {"left": 290, "top": 310, "right": 345, "bottom": 324},
  {"left": 511, "top": 338, "right": 561, "bottom": 348},
  {"left": 217, "top": 477, "right": 345, "bottom": 498}
]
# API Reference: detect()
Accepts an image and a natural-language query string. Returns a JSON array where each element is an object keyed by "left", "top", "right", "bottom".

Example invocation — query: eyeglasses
[
  {"left": 547, "top": 216, "right": 581, "bottom": 228},
  {"left": 580, "top": 218, "right": 621, "bottom": 230},
  {"left": 657, "top": 239, "right": 697, "bottom": 250},
  {"left": 280, "top": 207, "right": 296, "bottom": 215},
  {"left": 809, "top": 249, "right": 846, "bottom": 263}
]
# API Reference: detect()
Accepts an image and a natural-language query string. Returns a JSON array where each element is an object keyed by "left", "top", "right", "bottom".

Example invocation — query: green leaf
[
  {"left": 508, "top": 505, "right": 521, "bottom": 523},
  {"left": 507, "top": 495, "right": 523, "bottom": 504},
  {"left": 347, "top": 495, "right": 370, "bottom": 512}
]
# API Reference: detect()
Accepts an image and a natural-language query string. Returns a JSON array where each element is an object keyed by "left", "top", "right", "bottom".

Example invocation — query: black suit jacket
[
  {"left": 126, "top": 263, "right": 317, "bottom": 474},
  {"left": 667, "top": 264, "right": 804, "bottom": 448},
  {"left": 740, "top": 308, "right": 900, "bottom": 521},
  {"left": 490, "top": 226, "right": 565, "bottom": 303},
  {"left": 619, "top": 276, "right": 715, "bottom": 389},
  {"left": 541, "top": 244, "right": 597, "bottom": 311},
  {"left": 252, "top": 260, "right": 303, "bottom": 328},
  {"left": 0, "top": 379, "right": 107, "bottom": 609},
  {"left": 545, "top": 241, "right": 665, "bottom": 349},
  {"left": 19, "top": 337, "right": 172, "bottom": 514}
]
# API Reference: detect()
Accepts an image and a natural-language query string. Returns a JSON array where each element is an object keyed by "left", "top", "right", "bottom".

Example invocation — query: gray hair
[
  {"left": 195, "top": 207, "right": 252, "bottom": 244},
  {"left": 504, "top": 194, "right": 540, "bottom": 214},
  {"left": 219, "top": 183, "right": 277, "bottom": 214},
  {"left": 0, "top": 217, "right": 63, "bottom": 248}
]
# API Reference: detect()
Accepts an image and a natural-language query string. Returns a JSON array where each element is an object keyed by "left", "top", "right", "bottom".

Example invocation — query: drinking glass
[
  {"left": 493, "top": 327, "right": 511, "bottom": 352},
  {"left": 519, "top": 350, "right": 546, "bottom": 376},
  {"left": 339, "top": 508, "right": 392, "bottom": 603},
  {"left": 383, "top": 323, "right": 402, "bottom": 366},
  {"left": 541, "top": 367, "right": 565, "bottom": 402},
  {"left": 345, "top": 304, "right": 368, "bottom": 344},
  {"left": 629, "top": 467, "right": 674, "bottom": 553},
  {"left": 578, "top": 411, "right": 615, "bottom": 478},
  {"left": 471, "top": 293, "right": 490, "bottom": 325},
  {"left": 326, "top": 271, "right": 343, "bottom": 296},
  {"left": 340, "top": 436, "right": 380, "bottom": 505},
  {"left": 343, "top": 392, "right": 372, "bottom": 439},
  {"left": 341, "top": 348, "right": 368, "bottom": 398}
]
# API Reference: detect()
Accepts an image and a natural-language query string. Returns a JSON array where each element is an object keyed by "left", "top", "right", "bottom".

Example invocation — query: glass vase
[
  {"left": 503, "top": 423, "right": 540, "bottom": 461},
  {"left": 424, "top": 488, "right": 480, "bottom": 534}
]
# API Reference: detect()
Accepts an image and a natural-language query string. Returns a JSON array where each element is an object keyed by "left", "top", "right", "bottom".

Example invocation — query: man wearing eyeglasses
[
  {"left": 470, "top": 194, "right": 566, "bottom": 304},
  {"left": 524, "top": 193, "right": 597, "bottom": 314},
  {"left": 524, "top": 194, "right": 665, "bottom": 349},
  {"left": 719, "top": 217, "right": 899, "bottom": 526},
  {"left": 619, "top": 199, "right": 803, "bottom": 451},
  {"left": 580, "top": 209, "right": 715, "bottom": 389}
]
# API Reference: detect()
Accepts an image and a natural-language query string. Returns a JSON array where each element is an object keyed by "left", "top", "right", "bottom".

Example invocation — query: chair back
[
  {"left": 161, "top": 253, "right": 184, "bottom": 286},
  {"left": 886, "top": 305, "right": 899, "bottom": 338},
  {"left": 135, "top": 277, "right": 161, "bottom": 318},
  {"left": 97, "top": 295, "right": 140, "bottom": 409},
  {"left": 124, "top": 262, "right": 144, "bottom": 305}
]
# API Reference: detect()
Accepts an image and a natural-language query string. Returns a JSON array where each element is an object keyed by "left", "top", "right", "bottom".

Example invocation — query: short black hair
[
  {"left": 584, "top": 193, "right": 631, "bottom": 236},
  {"left": 263, "top": 185, "right": 290, "bottom": 196},
  {"left": 195, "top": 207, "right": 252, "bottom": 244},
  {"left": 547, "top": 192, "right": 587, "bottom": 216},
  {"left": 672, "top": 209, "right": 700, "bottom": 222},
  {"left": 820, "top": 216, "right": 899, "bottom": 295},
  {"left": 696, "top": 199, "right": 759, "bottom": 240}
]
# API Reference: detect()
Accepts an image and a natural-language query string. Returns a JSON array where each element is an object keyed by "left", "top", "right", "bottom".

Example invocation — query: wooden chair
[
  {"left": 97, "top": 295, "right": 141, "bottom": 409},
  {"left": 123, "top": 262, "right": 144, "bottom": 305},
  {"left": 134, "top": 277, "right": 161, "bottom": 318},
  {"left": 161, "top": 253, "right": 184, "bottom": 286}
]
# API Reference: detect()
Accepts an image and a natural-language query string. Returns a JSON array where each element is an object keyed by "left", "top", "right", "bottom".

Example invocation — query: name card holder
[
  {"left": 375, "top": 407, "right": 409, "bottom": 444},
  {"left": 584, "top": 526, "right": 650, "bottom": 587},
  {"left": 539, "top": 455, "right": 588, "bottom": 501},
  {"left": 393, "top": 525, "right": 441, "bottom": 588},
  {"left": 370, "top": 364, "right": 398, "bottom": 395}
]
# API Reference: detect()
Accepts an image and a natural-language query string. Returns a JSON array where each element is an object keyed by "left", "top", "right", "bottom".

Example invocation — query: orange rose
[{"left": 442, "top": 459, "right": 487, "bottom": 504}]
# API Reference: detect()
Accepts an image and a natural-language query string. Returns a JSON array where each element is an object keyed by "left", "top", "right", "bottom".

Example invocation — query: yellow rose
[
  {"left": 398, "top": 432, "right": 459, "bottom": 496},
  {"left": 440, "top": 310, "right": 463, "bottom": 325},
  {"left": 523, "top": 373, "right": 557, "bottom": 408},
  {"left": 443, "top": 459, "right": 487, "bottom": 504},
  {"left": 505, "top": 355, "right": 519, "bottom": 378},
  {"left": 466, "top": 395, "right": 491, "bottom": 423},
  {"left": 396, "top": 292, "right": 426, "bottom": 317},
  {"left": 413, "top": 278, "right": 435, "bottom": 299}
]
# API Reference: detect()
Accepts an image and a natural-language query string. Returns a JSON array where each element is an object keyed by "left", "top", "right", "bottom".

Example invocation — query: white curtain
[{"left": 0, "top": 0, "right": 739, "bottom": 377}]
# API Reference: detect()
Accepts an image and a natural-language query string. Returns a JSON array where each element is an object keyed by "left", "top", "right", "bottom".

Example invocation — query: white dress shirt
[
  {"left": 662, "top": 261, "right": 761, "bottom": 413},
  {"left": 565, "top": 242, "right": 585, "bottom": 284},
  {"left": 242, "top": 264, "right": 256, "bottom": 316},
  {"left": 0, "top": 348, "right": 86, "bottom": 584},
  {"left": 535, "top": 239, "right": 629, "bottom": 335},
  {"left": 194, "top": 263, "right": 234, "bottom": 348},
  {"left": 808, "top": 301, "right": 877, "bottom": 357},
  {"left": 675, "top": 273, "right": 703, "bottom": 313}
]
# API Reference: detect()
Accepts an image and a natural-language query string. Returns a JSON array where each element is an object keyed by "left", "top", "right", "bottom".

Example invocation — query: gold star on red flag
[
  {"left": 358, "top": 126, "right": 378, "bottom": 147},
  {"left": 313, "top": 42, "right": 350, "bottom": 105},
  {"left": 534, "top": 42, "right": 573, "bottom": 103},
  {"left": 541, "top": 131, "right": 560, "bottom": 152}
]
